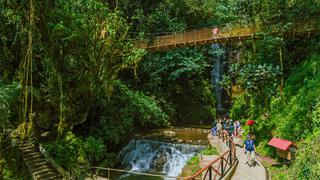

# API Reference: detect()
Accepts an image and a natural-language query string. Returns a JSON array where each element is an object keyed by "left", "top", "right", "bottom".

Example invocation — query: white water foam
[{"left": 118, "top": 139, "right": 205, "bottom": 179}]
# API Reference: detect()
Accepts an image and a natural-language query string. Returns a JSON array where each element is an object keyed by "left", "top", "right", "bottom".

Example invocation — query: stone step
[
  {"left": 35, "top": 171, "right": 61, "bottom": 179},
  {"left": 18, "top": 141, "right": 64, "bottom": 180},
  {"left": 28, "top": 161, "right": 49, "bottom": 168},
  {"left": 24, "top": 155, "right": 45, "bottom": 162},
  {"left": 29, "top": 164, "right": 52, "bottom": 172},
  {"left": 25, "top": 159, "right": 48, "bottom": 166},
  {"left": 21, "top": 147, "right": 38, "bottom": 153},
  {"left": 33, "top": 168, "right": 57, "bottom": 176},
  {"left": 24, "top": 151, "right": 41, "bottom": 157},
  {"left": 19, "top": 141, "right": 35, "bottom": 146},
  {"left": 25, "top": 158, "right": 46, "bottom": 165},
  {"left": 45, "top": 175, "right": 63, "bottom": 180},
  {"left": 19, "top": 145, "right": 37, "bottom": 150},
  {"left": 24, "top": 153, "right": 42, "bottom": 160}
]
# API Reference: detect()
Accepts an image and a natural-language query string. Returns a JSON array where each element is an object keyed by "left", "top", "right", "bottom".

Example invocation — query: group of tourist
[
  {"left": 211, "top": 116, "right": 241, "bottom": 139},
  {"left": 211, "top": 116, "right": 257, "bottom": 167}
]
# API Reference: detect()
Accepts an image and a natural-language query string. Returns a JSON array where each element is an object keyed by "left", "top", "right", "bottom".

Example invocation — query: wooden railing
[
  {"left": 185, "top": 137, "right": 237, "bottom": 180},
  {"left": 134, "top": 25, "right": 254, "bottom": 50}
]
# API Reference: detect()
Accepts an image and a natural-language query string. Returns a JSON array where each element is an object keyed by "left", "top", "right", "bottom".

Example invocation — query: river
[{"left": 112, "top": 128, "right": 210, "bottom": 180}]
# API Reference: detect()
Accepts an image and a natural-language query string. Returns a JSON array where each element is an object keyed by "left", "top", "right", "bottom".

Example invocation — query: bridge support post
[
  {"left": 229, "top": 150, "right": 232, "bottom": 165},
  {"left": 221, "top": 158, "right": 224, "bottom": 175}
]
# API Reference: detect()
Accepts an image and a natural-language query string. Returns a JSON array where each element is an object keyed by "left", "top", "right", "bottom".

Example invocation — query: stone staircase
[{"left": 19, "top": 142, "right": 63, "bottom": 180}]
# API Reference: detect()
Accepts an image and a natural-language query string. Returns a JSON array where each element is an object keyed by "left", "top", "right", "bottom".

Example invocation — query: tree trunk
[{"left": 279, "top": 46, "right": 284, "bottom": 95}]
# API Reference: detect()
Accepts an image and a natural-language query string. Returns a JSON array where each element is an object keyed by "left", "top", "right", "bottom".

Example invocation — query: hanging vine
[{"left": 19, "top": 0, "right": 35, "bottom": 139}]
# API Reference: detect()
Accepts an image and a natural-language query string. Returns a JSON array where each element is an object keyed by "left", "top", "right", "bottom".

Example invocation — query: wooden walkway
[{"left": 134, "top": 21, "right": 319, "bottom": 51}]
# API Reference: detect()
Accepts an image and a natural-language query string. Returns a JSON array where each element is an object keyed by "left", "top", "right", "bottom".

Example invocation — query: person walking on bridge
[{"left": 212, "top": 27, "right": 219, "bottom": 38}]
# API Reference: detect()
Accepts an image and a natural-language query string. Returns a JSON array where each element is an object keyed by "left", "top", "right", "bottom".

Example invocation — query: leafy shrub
[
  {"left": 270, "top": 55, "right": 320, "bottom": 140},
  {"left": 201, "top": 146, "right": 219, "bottom": 155},
  {"left": 291, "top": 131, "right": 320, "bottom": 179},
  {"left": 0, "top": 158, "right": 24, "bottom": 180},
  {"left": 43, "top": 132, "right": 107, "bottom": 176},
  {"left": 95, "top": 81, "right": 169, "bottom": 144},
  {"left": 230, "top": 94, "right": 249, "bottom": 120},
  {"left": 184, "top": 146, "right": 218, "bottom": 175},
  {"left": 0, "top": 81, "right": 20, "bottom": 127},
  {"left": 83, "top": 136, "right": 106, "bottom": 163}
]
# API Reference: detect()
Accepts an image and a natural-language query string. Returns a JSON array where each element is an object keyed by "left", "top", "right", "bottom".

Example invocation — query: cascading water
[
  {"left": 211, "top": 44, "right": 225, "bottom": 112},
  {"left": 118, "top": 139, "right": 205, "bottom": 179}
]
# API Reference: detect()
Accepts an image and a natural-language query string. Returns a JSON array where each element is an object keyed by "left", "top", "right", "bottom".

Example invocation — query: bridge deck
[{"left": 134, "top": 22, "right": 319, "bottom": 51}]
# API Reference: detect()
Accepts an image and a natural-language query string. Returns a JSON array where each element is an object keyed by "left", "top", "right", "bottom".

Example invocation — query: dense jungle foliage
[{"left": 0, "top": 0, "right": 320, "bottom": 179}]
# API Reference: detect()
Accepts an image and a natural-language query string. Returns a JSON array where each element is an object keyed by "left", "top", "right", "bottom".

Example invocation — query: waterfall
[
  {"left": 211, "top": 44, "right": 225, "bottom": 112},
  {"left": 118, "top": 139, "right": 205, "bottom": 179}
]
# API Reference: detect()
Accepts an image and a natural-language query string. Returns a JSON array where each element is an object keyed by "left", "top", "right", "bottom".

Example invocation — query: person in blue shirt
[
  {"left": 211, "top": 122, "right": 217, "bottom": 136},
  {"left": 244, "top": 134, "right": 256, "bottom": 166},
  {"left": 229, "top": 122, "right": 234, "bottom": 138}
]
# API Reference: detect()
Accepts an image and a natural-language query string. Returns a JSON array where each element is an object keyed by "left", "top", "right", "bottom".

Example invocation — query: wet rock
[
  {"left": 163, "top": 130, "right": 176, "bottom": 137},
  {"left": 153, "top": 152, "right": 167, "bottom": 171}
]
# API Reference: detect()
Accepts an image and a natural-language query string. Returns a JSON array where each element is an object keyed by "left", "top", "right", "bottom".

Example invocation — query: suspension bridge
[{"left": 133, "top": 21, "right": 319, "bottom": 51}]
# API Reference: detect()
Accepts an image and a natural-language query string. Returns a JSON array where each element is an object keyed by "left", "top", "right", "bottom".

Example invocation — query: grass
[
  {"left": 179, "top": 146, "right": 218, "bottom": 177},
  {"left": 268, "top": 165, "right": 290, "bottom": 180},
  {"left": 201, "top": 146, "right": 219, "bottom": 155}
]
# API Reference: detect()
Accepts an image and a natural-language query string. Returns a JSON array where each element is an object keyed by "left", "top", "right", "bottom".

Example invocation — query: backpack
[{"left": 245, "top": 139, "right": 254, "bottom": 151}]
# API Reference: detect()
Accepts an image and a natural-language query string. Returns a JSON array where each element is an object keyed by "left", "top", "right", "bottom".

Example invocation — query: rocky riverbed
[{"left": 133, "top": 127, "right": 211, "bottom": 145}]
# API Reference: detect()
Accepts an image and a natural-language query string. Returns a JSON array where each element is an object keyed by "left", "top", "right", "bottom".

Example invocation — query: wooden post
[
  {"left": 208, "top": 166, "right": 212, "bottom": 180},
  {"left": 194, "top": 29, "right": 196, "bottom": 44},
  {"left": 184, "top": 31, "right": 187, "bottom": 45},
  {"left": 229, "top": 150, "right": 232, "bottom": 165},
  {"left": 221, "top": 158, "right": 224, "bottom": 175},
  {"left": 174, "top": 32, "right": 177, "bottom": 46}
]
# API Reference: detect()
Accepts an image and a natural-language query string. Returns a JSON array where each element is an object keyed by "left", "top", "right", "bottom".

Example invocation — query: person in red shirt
[{"left": 212, "top": 27, "right": 219, "bottom": 38}]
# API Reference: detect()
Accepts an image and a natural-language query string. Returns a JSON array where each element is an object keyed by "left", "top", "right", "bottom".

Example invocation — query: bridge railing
[
  {"left": 185, "top": 137, "right": 237, "bottom": 180},
  {"left": 133, "top": 24, "right": 254, "bottom": 49},
  {"left": 132, "top": 20, "right": 320, "bottom": 50}
]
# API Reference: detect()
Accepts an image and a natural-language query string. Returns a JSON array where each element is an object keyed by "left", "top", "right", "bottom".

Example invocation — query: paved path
[{"left": 232, "top": 137, "right": 266, "bottom": 180}]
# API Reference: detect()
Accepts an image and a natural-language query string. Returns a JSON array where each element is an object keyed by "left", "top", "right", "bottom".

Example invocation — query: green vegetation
[
  {"left": 1, "top": 0, "right": 320, "bottom": 179},
  {"left": 201, "top": 146, "right": 219, "bottom": 155},
  {"left": 180, "top": 146, "right": 218, "bottom": 176}
]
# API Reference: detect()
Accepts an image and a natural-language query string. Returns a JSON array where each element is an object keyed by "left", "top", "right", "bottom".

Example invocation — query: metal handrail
[{"left": 90, "top": 166, "right": 186, "bottom": 180}]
